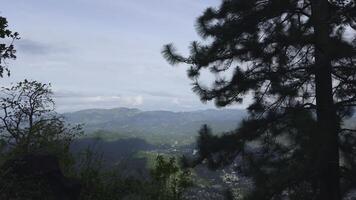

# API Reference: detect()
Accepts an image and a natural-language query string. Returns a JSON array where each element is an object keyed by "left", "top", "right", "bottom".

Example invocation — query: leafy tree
[
  {"left": 163, "top": 0, "right": 356, "bottom": 199},
  {"left": 75, "top": 151, "right": 192, "bottom": 200},
  {"left": 0, "top": 15, "right": 19, "bottom": 77},
  {"left": 0, "top": 80, "right": 81, "bottom": 156},
  {"left": 0, "top": 80, "right": 82, "bottom": 200},
  {"left": 150, "top": 155, "right": 193, "bottom": 200}
]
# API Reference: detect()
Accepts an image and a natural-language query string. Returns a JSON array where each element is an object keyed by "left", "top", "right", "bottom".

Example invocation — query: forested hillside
[
  {"left": 64, "top": 108, "right": 246, "bottom": 135},
  {"left": 63, "top": 108, "right": 247, "bottom": 146}
]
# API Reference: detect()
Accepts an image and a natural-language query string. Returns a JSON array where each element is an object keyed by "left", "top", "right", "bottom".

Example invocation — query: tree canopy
[
  {"left": 0, "top": 80, "right": 81, "bottom": 154},
  {"left": 163, "top": 0, "right": 356, "bottom": 199}
]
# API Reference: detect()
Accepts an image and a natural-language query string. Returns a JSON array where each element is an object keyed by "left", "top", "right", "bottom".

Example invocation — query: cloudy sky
[{"left": 1, "top": 0, "right": 246, "bottom": 112}]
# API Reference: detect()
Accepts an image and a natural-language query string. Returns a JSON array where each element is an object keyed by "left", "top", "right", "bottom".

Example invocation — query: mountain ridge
[{"left": 63, "top": 107, "right": 247, "bottom": 136}]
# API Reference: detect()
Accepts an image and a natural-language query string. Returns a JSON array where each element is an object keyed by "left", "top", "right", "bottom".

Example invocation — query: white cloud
[
  {"left": 121, "top": 95, "right": 144, "bottom": 106},
  {"left": 172, "top": 98, "right": 181, "bottom": 105},
  {"left": 58, "top": 94, "right": 143, "bottom": 104}
]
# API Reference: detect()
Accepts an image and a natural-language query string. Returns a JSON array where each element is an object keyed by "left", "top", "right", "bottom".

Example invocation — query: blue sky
[{"left": 1, "top": 0, "right": 246, "bottom": 112}]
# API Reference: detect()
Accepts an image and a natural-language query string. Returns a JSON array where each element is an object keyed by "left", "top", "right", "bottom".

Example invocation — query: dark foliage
[
  {"left": 0, "top": 80, "right": 82, "bottom": 155},
  {"left": 163, "top": 0, "right": 356, "bottom": 199},
  {"left": 0, "top": 154, "right": 81, "bottom": 200},
  {"left": 0, "top": 16, "right": 19, "bottom": 77},
  {"left": 0, "top": 80, "right": 82, "bottom": 199},
  {"left": 75, "top": 149, "right": 192, "bottom": 200}
]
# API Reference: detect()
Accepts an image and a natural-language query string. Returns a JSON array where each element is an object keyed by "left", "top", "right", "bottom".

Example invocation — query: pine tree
[{"left": 163, "top": 0, "right": 356, "bottom": 199}]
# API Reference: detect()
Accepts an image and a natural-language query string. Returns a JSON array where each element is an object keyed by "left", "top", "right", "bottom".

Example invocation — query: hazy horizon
[{"left": 59, "top": 105, "right": 247, "bottom": 114}]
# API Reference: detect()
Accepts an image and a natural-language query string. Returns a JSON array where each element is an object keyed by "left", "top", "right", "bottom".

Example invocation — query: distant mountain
[
  {"left": 63, "top": 107, "right": 247, "bottom": 135},
  {"left": 65, "top": 108, "right": 248, "bottom": 189}
]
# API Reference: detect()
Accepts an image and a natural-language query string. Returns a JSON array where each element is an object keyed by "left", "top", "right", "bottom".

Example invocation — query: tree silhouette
[
  {"left": 0, "top": 80, "right": 81, "bottom": 154},
  {"left": 163, "top": 0, "right": 356, "bottom": 199},
  {"left": 0, "top": 16, "right": 19, "bottom": 77}
]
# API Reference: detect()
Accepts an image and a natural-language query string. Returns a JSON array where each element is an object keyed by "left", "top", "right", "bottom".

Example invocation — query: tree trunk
[{"left": 311, "top": 0, "right": 340, "bottom": 199}]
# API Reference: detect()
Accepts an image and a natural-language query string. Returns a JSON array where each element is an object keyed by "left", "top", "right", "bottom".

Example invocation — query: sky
[{"left": 0, "top": 0, "right": 246, "bottom": 112}]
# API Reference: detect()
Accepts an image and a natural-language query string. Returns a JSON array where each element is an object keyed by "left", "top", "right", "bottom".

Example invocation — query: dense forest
[{"left": 1, "top": 0, "right": 356, "bottom": 200}]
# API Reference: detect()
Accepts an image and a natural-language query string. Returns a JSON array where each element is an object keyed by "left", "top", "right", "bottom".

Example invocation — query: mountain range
[{"left": 63, "top": 107, "right": 247, "bottom": 136}]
